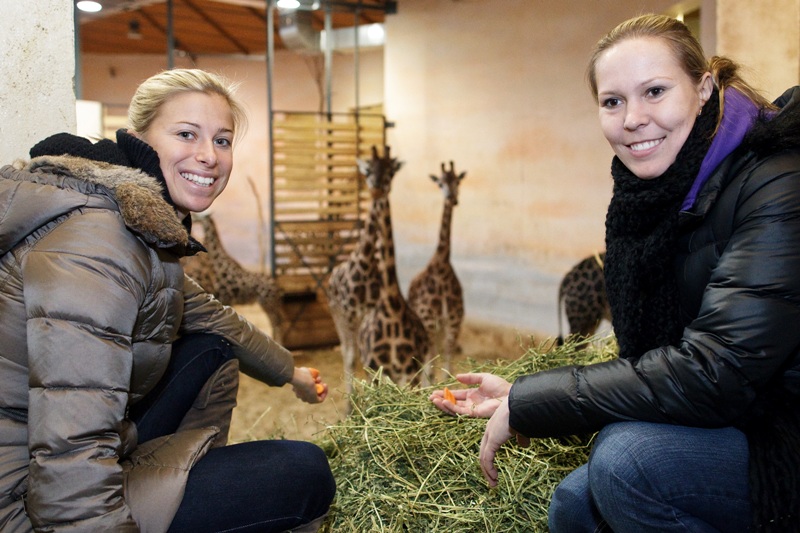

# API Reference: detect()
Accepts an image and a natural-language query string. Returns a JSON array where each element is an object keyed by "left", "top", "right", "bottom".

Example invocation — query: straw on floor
[{"left": 316, "top": 337, "right": 615, "bottom": 532}]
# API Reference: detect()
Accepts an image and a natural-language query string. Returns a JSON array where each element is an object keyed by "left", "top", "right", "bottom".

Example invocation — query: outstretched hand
[
  {"left": 291, "top": 367, "right": 328, "bottom": 404},
  {"left": 430, "top": 373, "right": 531, "bottom": 487},
  {"left": 429, "top": 373, "right": 512, "bottom": 418}
]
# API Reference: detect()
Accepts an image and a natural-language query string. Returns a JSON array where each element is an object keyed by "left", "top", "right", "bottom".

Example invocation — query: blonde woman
[{"left": 0, "top": 69, "right": 334, "bottom": 532}]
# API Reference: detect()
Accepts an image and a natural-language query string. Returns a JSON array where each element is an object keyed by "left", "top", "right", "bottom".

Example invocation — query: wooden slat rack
[{"left": 271, "top": 110, "right": 386, "bottom": 348}]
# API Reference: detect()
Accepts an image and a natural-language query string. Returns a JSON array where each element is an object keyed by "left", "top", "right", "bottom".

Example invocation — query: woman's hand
[
  {"left": 291, "top": 367, "right": 328, "bottom": 404},
  {"left": 429, "top": 373, "right": 512, "bottom": 418},
  {"left": 479, "top": 396, "right": 531, "bottom": 487}
]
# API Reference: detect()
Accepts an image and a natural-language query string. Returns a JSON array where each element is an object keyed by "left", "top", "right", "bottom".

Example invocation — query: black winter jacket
[{"left": 509, "top": 88, "right": 800, "bottom": 438}]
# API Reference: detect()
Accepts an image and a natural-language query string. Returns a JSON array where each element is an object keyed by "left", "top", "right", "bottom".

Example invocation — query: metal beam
[{"left": 208, "top": 0, "right": 392, "bottom": 14}]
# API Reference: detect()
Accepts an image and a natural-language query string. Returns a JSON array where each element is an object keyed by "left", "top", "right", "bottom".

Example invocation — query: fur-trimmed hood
[{"left": 0, "top": 154, "right": 191, "bottom": 257}]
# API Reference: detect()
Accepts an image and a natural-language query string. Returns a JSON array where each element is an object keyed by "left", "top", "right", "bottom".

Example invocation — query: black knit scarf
[{"left": 604, "top": 91, "right": 719, "bottom": 361}]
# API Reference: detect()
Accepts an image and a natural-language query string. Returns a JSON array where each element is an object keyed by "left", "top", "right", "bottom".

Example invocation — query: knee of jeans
[
  {"left": 548, "top": 466, "right": 590, "bottom": 533},
  {"left": 208, "top": 335, "right": 235, "bottom": 363},
  {"left": 587, "top": 423, "right": 649, "bottom": 505},
  {"left": 176, "top": 333, "right": 235, "bottom": 363},
  {"left": 548, "top": 484, "right": 574, "bottom": 533},
  {"left": 309, "top": 445, "right": 336, "bottom": 501},
  {"left": 290, "top": 442, "right": 336, "bottom": 506}
]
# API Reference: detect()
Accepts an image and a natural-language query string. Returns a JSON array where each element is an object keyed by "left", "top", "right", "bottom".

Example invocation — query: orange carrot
[
  {"left": 308, "top": 367, "right": 320, "bottom": 380},
  {"left": 443, "top": 387, "right": 456, "bottom": 404},
  {"left": 315, "top": 383, "right": 325, "bottom": 395}
]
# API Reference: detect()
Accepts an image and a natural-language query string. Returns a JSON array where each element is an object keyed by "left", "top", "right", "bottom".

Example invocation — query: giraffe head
[
  {"left": 357, "top": 145, "right": 403, "bottom": 200},
  {"left": 430, "top": 161, "right": 466, "bottom": 205}
]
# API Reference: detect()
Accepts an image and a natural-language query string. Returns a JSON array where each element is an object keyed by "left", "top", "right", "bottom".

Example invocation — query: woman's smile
[
  {"left": 180, "top": 171, "right": 216, "bottom": 187},
  {"left": 628, "top": 138, "right": 664, "bottom": 152}
]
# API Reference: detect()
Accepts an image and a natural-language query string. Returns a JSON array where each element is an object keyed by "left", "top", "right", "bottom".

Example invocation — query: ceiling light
[
  {"left": 276, "top": 0, "right": 319, "bottom": 9},
  {"left": 76, "top": 1, "right": 102, "bottom": 12},
  {"left": 367, "top": 24, "right": 384, "bottom": 42}
]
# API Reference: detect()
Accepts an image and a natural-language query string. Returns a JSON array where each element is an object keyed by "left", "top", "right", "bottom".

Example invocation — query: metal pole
[
  {"left": 167, "top": 0, "right": 175, "bottom": 68},
  {"left": 266, "top": 0, "right": 276, "bottom": 275},
  {"left": 324, "top": 1, "right": 332, "bottom": 117},
  {"left": 353, "top": 7, "right": 360, "bottom": 113},
  {"left": 73, "top": 3, "right": 82, "bottom": 100}
]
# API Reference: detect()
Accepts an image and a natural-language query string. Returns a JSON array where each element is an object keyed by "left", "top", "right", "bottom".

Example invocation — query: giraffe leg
[
  {"left": 264, "top": 308, "right": 284, "bottom": 345},
  {"left": 417, "top": 323, "right": 437, "bottom": 387},
  {"left": 442, "top": 324, "right": 461, "bottom": 379},
  {"left": 341, "top": 334, "right": 356, "bottom": 398}
]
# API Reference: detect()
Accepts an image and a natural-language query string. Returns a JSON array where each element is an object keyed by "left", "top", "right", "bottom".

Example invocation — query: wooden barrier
[{"left": 271, "top": 111, "right": 387, "bottom": 349}]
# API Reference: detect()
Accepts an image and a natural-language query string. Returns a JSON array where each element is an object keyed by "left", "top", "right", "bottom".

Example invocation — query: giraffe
[
  {"left": 324, "top": 145, "right": 400, "bottom": 398},
  {"left": 181, "top": 214, "right": 285, "bottom": 344},
  {"left": 407, "top": 161, "right": 466, "bottom": 382},
  {"left": 556, "top": 251, "right": 611, "bottom": 345},
  {"left": 357, "top": 146, "right": 431, "bottom": 387}
]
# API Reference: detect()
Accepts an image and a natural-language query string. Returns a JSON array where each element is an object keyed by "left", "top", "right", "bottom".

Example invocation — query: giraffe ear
[
  {"left": 356, "top": 159, "right": 370, "bottom": 176},
  {"left": 457, "top": 171, "right": 467, "bottom": 181},
  {"left": 429, "top": 174, "right": 437, "bottom": 182},
  {"left": 394, "top": 160, "right": 404, "bottom": 172}
]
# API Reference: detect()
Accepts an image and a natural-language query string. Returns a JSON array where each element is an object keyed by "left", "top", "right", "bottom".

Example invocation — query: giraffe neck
[
  {"left": 434, "top": 198, "right": 454, "bottom": 262},
  {"left": 202, "top": 219, "right": 234, "bottom": 269},
  {"left": 201, "top": 219, "right": 219, "bottom": 254},
  {"left": 374, "top": 196, "right": 403, "bottom": 301},
  {"left": 357, "top": 194, "right": 383, "bottom": 256}
]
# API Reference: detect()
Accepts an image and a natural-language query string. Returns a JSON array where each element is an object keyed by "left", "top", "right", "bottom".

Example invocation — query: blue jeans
[
  {"left": 130, "top": 333, "right": 336, "bottom": 532},
  {"left": 548, "top": 422, "right": 751, "bottom": 533}
]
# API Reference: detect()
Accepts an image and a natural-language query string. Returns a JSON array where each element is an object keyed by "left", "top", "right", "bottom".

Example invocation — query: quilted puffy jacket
[
  {"left": 0, "top": 155, "right": 294, "bottom": 532},
  {"left": 509, "top": 87, "right": 800, "bottom": 438}
]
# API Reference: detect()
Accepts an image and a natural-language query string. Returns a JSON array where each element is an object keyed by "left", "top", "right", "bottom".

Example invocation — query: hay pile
[{"left": 316, "top": 338, "right": 615, "bottom": 532}]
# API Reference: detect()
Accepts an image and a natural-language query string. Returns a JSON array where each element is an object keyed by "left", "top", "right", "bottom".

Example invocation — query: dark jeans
[
  {"left": 548, "top": 421, "right": 751, "bottom": 532},
  {"left": 130, "top": 333, "right": 336, "bottom": 532}
]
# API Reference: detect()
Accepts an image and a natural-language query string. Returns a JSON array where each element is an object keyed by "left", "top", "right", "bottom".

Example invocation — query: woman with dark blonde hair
[
  {"left": 432, "top": 14, "right": 800, "bottom": 532},
  {"left": 0, "top": 68, "right": 335, "bottom": 532}
]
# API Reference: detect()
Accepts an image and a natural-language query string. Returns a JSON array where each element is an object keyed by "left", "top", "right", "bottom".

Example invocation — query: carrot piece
[
  {"left": 315, "top": 383, "right": 325, "bottom": 395},
  {"left": 443, "top": 387, "right": 456, "bottom": 404},
  {"left": 308, "top": 367, "right": 320, "bottom": 380}
]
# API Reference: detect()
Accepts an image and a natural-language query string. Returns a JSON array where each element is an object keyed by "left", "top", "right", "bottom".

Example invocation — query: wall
[
  {"left": 715, "top": 0, "right": 800, "bottom": 100},
  {"left": 382, "top": 0, "right": 678, "bottom": 333},
  {"left": 0, "top": 0, "right": 75, "bottom": 163},
  {"left": 382, "top": 0, "right": 800, "bottom": 334}
]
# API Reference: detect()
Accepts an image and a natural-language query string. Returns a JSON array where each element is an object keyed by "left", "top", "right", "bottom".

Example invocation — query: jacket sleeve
[
  {"left": 179, "top": 274, "right": 294, "bottom": 387},
  {"left": 510, "top": 152, "right": 800, "bottom": 438},
  {"left": 24, "top": 211, "right": 144, "bottom": 531}
]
